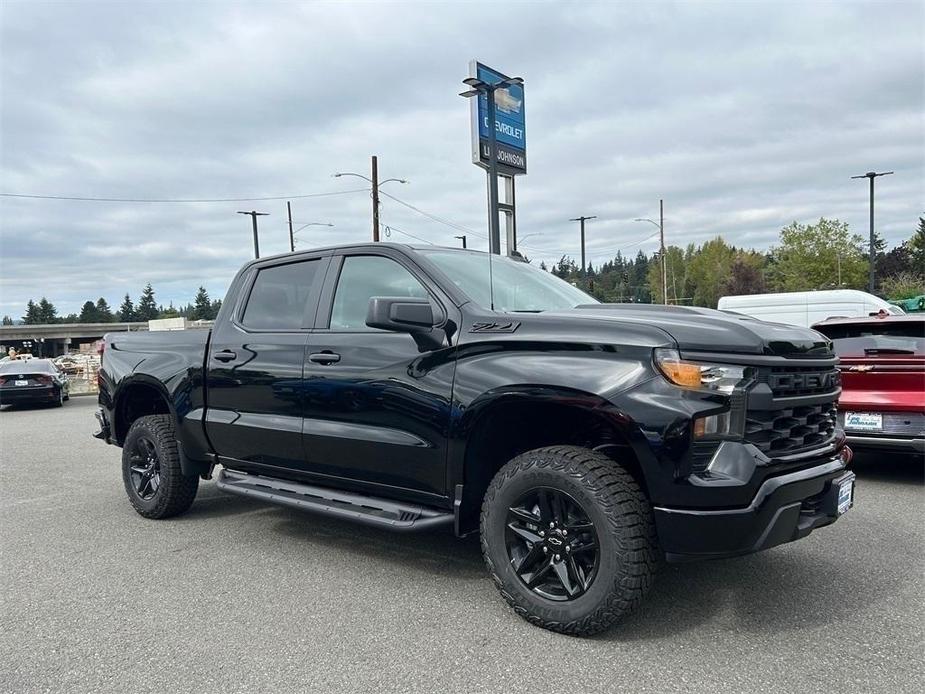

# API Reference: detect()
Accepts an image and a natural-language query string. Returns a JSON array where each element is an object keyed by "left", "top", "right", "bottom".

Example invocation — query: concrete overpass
[{"left": 0, "top": 322, "right": 148, "bottom": 357}]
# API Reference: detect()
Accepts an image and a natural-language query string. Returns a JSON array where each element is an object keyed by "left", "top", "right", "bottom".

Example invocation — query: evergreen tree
[
  {"left": 137, "top": 283, "right": 158, "bottom": 321},
  {"left": 118, "top": 294, "right": 136, "bottom": 322},
  {"left": 191, "top": 287, "right": 214, "bottom": 320},
  {"left": 95, "top": 297, "right": 114, "bottom": 322},
  {"left": 78, "top": 301, "right": 99, "bottom": 323},
  {"left": 907, "top": 217, "right": 925, "bottom": 271},
  {"left": 22, "top": 300, "right": 40, "bottom": 324},
  {"left": 2, "top": 315, "right": 12, "bottom": 326},
  {"left": 61, "top": 313, "right": 79, "bottom": 323},
  {"left": 158, "top": 302, "right": 180, "bottom": 319},
  {"left": 37, "top": 297, "right": 58, "bottom": 323}
]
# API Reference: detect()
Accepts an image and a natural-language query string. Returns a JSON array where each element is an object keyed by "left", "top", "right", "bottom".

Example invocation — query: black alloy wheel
[
  {"left": 128, "top": 435, "right": 161, "bottom": 500},
  {"left": 506, "top": 487, "right": 600, "bottom": 601}
]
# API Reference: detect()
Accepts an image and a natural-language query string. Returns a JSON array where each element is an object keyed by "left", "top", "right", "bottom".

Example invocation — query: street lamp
[
  {"left": 851, "top": 170, "right": 894, "bottom": 293},
  {"left": 459, "top": 75, "right": 524, "bottom": 255},
  {"left": 237, "top": 210, "right": 269, "bottom": 259},
  {"left": 334, "top": 157, "right": 408, "bottom": 242},
  {"left": 634, "top": 200, "right": 667, "bottom": 305},
  {"left": 292, "top": 222, "right": 334, "bottom": 249}
]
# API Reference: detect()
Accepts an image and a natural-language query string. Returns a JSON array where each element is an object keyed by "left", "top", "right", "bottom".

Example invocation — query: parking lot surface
[{"left": 1, "top": 397, "right": 922, "bottom": 693}]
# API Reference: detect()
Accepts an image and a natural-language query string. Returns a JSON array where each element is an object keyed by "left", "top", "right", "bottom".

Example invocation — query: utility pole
[
  {"left": 287, "top": 201, "right": 295, "bottom": 253},
  {"left": 371, "top": 155, "right": 380, "bottom": 242},
  {"left": 660, "top": 199, "right": 667, "bottom": 305},
  {"left": 570, "top": 215, "right": 597, "bottom": 279},
  {"left": 237, "top": 210, "right": 269, "bottom": 259},
  {"left": 455, "top": 235, "right": 467, "bottom": 249},
  {"left": 851, "top": 170, "right": 893, "bottom": 293}
]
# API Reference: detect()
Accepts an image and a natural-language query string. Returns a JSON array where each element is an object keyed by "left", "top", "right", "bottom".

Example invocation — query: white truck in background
[{"left": 718, "top": 289, "right": 904, "bottom": 328}]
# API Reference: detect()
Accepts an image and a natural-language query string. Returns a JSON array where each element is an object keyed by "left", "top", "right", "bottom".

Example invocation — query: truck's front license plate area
[{"left": 834, "top": 472, "right": 856, "bottom": 516}]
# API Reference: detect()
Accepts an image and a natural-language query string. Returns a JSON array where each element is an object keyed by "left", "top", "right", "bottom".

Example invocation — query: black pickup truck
[{"left": 96, "top": 243, "right": 855, "bottom": 635}]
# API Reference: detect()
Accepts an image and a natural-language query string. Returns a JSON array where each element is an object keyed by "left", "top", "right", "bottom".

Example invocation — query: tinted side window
[
  {"left": 242, "top": 260, "right": 321, "bottom": 330},
  {"left": 330, "top": 256, "right": 428, "bottom": 330}
]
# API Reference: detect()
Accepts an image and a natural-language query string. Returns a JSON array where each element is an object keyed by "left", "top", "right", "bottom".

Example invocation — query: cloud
[{"left": 0, "top": 0, "right": 922, "bottom": 316}]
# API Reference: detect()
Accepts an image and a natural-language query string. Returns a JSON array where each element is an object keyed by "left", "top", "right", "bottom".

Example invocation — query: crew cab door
[
  {"left": 205, "top": 254, "right": 329, "bottom": 470},
  {"left": 301, "top": 250, "right": 455, "bottom": 497}
]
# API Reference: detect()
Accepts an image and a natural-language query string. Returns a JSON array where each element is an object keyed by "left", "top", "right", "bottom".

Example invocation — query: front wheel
[
  {"left": 122, "top": 414, "right": 198, "bottom": 519},
  {"left": 480, "top": 445, "right": 658, "bottom": 636}
]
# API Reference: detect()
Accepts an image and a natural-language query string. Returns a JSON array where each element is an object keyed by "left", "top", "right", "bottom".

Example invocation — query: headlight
[{"left": 654, "top": 348, "right": 753, "bottom": 395}]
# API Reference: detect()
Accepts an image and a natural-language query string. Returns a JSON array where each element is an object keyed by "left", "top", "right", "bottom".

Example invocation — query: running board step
[{"left": 215, "top": 469, "right": 453, "bottom": 532}]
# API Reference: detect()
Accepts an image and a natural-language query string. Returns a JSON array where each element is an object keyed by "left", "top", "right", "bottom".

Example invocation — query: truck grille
[
  {"left": 757, "top": 366, "right": 840, "bottom": 398},
  {"left": 745, "top": 402, "right": 838, "bottom": 455}
]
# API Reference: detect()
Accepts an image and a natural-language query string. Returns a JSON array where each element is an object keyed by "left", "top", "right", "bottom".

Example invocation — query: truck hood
[{"left": 542, "top": 304, "right": 833, "bottom": 357}]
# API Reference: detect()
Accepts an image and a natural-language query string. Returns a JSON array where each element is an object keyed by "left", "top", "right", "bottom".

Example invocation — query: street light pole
[
  {"left": 237, "top": 210, "right": 269, "bottom": 259},
  {"left": 851, "top": 170, "right": 893, "bottom": 293},
  {"left": 569, "top": 216, "right": 597, "bottom": 280},
  {"left": 660, "top": 199, "right": 667, "bottom": 306},
  {"left": 633, "top": 208, "right": 668, "bottom": 304},
  {"left": 287, "top": 201, "right": 295, "bottom": 252},
  {"left": 455, "top": 235, "right": 467, "bottom": 249},
  {"left": 371, "top": 155, "right": 380, "bottom": 242},
  {"left": 333, "top": 166, "right": 408, "bottom": 243}
]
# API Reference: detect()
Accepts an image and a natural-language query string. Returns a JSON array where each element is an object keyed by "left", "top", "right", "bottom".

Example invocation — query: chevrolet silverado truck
[{"left": 95, "top": 243, "right": 855, "bottom": 636}]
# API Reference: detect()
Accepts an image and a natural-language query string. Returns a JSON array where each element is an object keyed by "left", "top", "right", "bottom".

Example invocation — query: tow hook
[{"left": 840, "top": 446, "right": 854, "bottom": 466}]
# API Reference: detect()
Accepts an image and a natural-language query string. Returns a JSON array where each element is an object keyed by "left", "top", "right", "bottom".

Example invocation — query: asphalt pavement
[{"left": 1, "top": 397, "right": 922, "bottom": 693}]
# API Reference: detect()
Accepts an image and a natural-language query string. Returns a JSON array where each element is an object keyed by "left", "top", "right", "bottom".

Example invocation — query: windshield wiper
[
  {"left": 863, "top": 348, "right": 916, "bottom": 354},
  {"left": 510, "top": 310, "right": 544, "bottom": 313}
]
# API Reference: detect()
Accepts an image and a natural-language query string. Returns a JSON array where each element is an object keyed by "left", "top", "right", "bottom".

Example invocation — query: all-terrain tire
[
  {"left": 122, "top": 414, "right": 198, "bottom": 519},
  {"left": 480, "top": 445, "right": 658, "bottom": 636}
]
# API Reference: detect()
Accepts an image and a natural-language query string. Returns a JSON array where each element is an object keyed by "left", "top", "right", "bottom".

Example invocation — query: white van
[{"left": 717, "top": 289, "right": 904, "bottom": 328}]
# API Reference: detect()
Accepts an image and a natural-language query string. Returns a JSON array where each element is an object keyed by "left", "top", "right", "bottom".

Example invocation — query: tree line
[
  {"left": 542, "top": 217, "right": 925, "bottom": 308},
  {"left": 8, "top": 284, "right": 222, "bottom": 326}
]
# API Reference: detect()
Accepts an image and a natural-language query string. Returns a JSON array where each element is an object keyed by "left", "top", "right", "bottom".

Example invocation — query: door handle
[
  {"left": 308, "top": 352, "right": 341, "bottom": 365},
  {"left": 213, "top": 350, "right": 237, "bottom": 362}
]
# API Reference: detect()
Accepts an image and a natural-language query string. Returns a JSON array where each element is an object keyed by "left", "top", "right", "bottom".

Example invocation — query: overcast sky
[{"left": 1, "top": 0, "right": 922, "bottom": 317}]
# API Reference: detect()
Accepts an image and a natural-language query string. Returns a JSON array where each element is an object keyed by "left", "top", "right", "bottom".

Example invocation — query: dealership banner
[{"left": 469, "top": 61, "right": 526, "bottom": 175}]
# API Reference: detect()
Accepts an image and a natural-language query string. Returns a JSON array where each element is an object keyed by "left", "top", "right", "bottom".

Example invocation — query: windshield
[
  {"left": 815, "top": 321, "right": 925, "bottom": 357},
  {"left": 421, "top": 250, "right": 597, "bottom": 312}
]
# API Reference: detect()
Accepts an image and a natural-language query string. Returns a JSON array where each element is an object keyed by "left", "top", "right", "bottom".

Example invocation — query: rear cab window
[{"left": 241, "top": 259, "right": 323, "bottom": 330}]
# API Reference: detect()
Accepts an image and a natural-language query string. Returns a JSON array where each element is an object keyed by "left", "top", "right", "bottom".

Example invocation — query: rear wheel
[
  {"left": 54, "top": 388, "right": 64, "bottom": 407},
  {"left": 481, "top": 445, "right": 658, "bottom": 636},
  {"left": 122, "top": 414, "right": 198, "bottom": 519}
]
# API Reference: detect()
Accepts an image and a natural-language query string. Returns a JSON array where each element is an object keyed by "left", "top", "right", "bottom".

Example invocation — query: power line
[
  {"left": 0, "top": 188, "right": 369, "bottom": 203},
  {"left": 378, "top": 190, "right": 487, "bottom": 239},
  {"left": 381, "top": 223, "right": 436, "bottom": 246}
]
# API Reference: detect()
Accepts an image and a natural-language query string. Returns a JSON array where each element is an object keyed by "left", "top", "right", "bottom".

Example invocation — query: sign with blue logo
[{"left": 469, "top": 60, "right": 526, "bottom": 175}]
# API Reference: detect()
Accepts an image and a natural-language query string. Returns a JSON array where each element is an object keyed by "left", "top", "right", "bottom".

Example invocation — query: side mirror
[
  {"left": 366, "top": 297, "right": 445, "bottom": 352},
  {"left": 366, "top": 297, "right": 434, "bottom": 332}
]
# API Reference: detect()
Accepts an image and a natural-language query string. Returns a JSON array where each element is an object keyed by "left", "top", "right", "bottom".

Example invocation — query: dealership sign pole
[{"left": 460, "top": 61, "right": 526, "bottom": 255}]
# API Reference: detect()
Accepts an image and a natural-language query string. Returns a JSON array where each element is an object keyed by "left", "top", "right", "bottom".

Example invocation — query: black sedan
[{"left": 0, "top": 359, "right": 70, "bottom": 407}]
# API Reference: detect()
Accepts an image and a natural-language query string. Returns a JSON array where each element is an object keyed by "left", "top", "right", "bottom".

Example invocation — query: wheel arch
[
  {"left": 452, "top": 387, "right": 654, "bottom": 536},
  {"left": 113, "top": 376, "right": 173, "bottom": 445}
]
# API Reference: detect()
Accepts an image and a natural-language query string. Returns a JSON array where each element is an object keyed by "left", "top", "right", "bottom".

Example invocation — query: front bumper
[
  {"left": 844, "top": 434, "right": 924, "bottom": 453},
  {"left": 655, "top": 453, "right": 854, "bottom": 561}
]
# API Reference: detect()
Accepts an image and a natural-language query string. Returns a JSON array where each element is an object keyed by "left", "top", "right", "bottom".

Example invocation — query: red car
[{"left": 813, "top": 314, "right": 924, "bottom": 456}]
